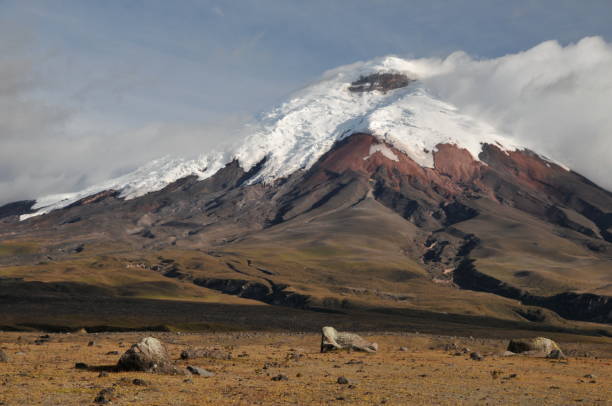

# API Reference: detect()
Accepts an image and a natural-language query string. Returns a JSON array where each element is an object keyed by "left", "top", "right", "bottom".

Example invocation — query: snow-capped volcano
[
  {"left": 3, "top": 57, "right": 611, "bottom": 328},
  {"left": 23, "top": 56, "right": 525, "bottom": 220}
]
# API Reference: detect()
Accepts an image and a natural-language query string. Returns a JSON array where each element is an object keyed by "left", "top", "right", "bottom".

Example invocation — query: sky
[{"left": 1, "top": 0, "right": 612, "bottom": 204}]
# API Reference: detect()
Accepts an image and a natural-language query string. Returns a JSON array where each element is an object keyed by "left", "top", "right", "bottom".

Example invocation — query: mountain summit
[
  {"left": 19, "top": 56, "right": 524, "bottom": 220},
  {"left": 0, "top": 56, "right": 611, "bottom": 333}
]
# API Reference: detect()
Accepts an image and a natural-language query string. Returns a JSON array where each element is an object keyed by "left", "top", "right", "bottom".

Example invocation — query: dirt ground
[{"left": 0, "top": 331, "right": 610, "bottom": 405}]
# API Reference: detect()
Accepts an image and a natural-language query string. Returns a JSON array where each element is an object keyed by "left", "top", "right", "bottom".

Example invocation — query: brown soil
[{"left": 0, "top": 331, "right": 610, "bottom": 405}]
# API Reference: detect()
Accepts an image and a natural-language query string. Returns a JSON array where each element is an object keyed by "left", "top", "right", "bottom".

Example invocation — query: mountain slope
[{"left": 0, "top": 57, "right": 611, "bottom": 333}]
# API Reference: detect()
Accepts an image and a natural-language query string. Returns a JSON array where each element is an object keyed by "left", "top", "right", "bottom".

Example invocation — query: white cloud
[{"left": 412, "top": 36, "right": 612, "bottom": 190}]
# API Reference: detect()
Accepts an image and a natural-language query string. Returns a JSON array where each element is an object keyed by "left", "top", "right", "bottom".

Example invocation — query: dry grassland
[{"left": 0, "top": 331, "right": 610, "bottom": 405}]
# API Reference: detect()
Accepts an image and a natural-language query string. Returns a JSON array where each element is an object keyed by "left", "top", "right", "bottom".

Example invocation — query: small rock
[
  {"left": 337, "top": 376, "right": 350, "bottom": 385},
  {"left": 470, "top": 352, "right": 484, "bottom": 361},
  {"left": 271, "top": 374, "right": 288, "bottom": 381},
  {"left": 94, "top": 388, "right": 115, "bottom": 404},
  {"left": 399, "top": 346, "right": 408, "bottom": 352},
  {"left": 546, "top": 349, "right": 566, "bottom": 360},
  {"left": 296, "top": 373, "right": 302, "bottom": 377},
  {"left": 88, "top": 341, "right": 96, "bottom": 347},
  {"left": 98, "top": 371, "right": 108, "bottom": 378},
  {"left": 186, "top": 366, "right": 215, "bottom": 377},
  {"left": 0, "top": 350, "right": 9, "bottom": 363},
  {"left": 75, "top": 362, "right": 89, "bottom": 370},
  {"left": 132, "top": 378, "right": 148, "bottom": 386},
  {"left": 584, "top": 374, "right": 596, "bottom": 379},
  {"left": 106, "top": 351, "right": 119, "bottom": 355}
]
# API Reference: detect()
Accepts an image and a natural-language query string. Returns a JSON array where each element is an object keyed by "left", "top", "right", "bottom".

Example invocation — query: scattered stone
[
  {"left": 0, "top": 350, "right": 9, "bottom": 363},
  {"left": 321, "top": 326, "right": 378, "bottom": 353},
  {"left": 75, "top": 362, "right": 89, "bottom": 370},
  {"left": 263, "top": 361, "right": 280, "bottom": 369},
  {"left": 286, "top": 351, "right": 303, "bottom": 362},
  {"left": 180, "top": 347, "right": 232, "bottom": 360},
  {"left": 271, "top": 374, "right": 288, "bottom": 381},
  {"left": 337, "top": 376, "right": 350, "bottom": 385},
  {"left": 546, "top": 349, "right": 566, "bottom": 360},
  {"left": 470, "top": 352, "right": 484, "bottom": 361},
  {"left": 94, "top": 388, "right": 115, "bottom": 404},
  {"left": 507, "top": 337, "right": 564, "bottom": 358},
  {"left": 132, "top": 378, "right": 148, "bottom": 386},
  {"left": 117, "top": 337, "right": 180, "bottom": 374},
  {"left": 345, "top": 359, "right": 363, "bottom": 365},
  {"left": 186, "top": 366, "right": 215, "bottom": 377}
]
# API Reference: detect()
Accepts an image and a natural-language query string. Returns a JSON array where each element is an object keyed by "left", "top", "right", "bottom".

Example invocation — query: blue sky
[{"left": 1, "top": 0, "right": 612, "bottom": 203}]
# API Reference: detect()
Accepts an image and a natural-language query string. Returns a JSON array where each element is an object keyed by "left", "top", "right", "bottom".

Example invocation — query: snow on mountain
[{"left": 21, "top": 56, "right": 522, "bottom": 220}]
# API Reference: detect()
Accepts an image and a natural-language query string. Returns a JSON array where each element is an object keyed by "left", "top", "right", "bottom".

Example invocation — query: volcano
[{"left": 1, "top": 57, "right": 610, "bottom": 334}]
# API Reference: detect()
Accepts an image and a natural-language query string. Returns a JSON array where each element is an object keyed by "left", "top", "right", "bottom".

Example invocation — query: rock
[
  {"left": 470, "top": 352, "right": 484, "bottom": 361},
  {"left": 75, "top": 362, "right": 89, "bottom": 370},
  {"left": 546, "top": 349, "right": 566, "bottom": 360},
  {"left": 286, "top": 351, "right": 303, "bottom": 361},
  {"left": 132, "top": 378, "right": 148, "bottom": 386},
  {"left": 98, "top": 371, "right": 108, "bottom": 378},
  {"left": 94, "top": 388, "right": 115, "bottom": 404},
  {"left": 507, "top": 337, "right": 564, "bottom": 357},
  {"left": 117, "top": 337, "right": 179, "bottom": 374},
  {"left": 0, "top": 350, "right": 9, "bottom": 363},
  {"left": 106, "top": 351, "right": 119, "bottom": 355},
  {"left": 399, "top": 347, "right": 408, "bottom": 352},
  {"left": 321, "top": 326, "right": 378, "bottom": 353},
  {"left": 180, "top": 347, "right": 232, "bottom": 360},
  {"left": 186, "top": 366, "right": 215, "bottom": 377},
  {"left": 337, "top": 376, "right": 350, "bottom": 385},
  {"left": 88, "top": 341, "right": 96, "bottom": 347},
  {"left": 271, "top": 374, "right": 288, "bottom": 381},
  {"left": 584, "top": 374, "right": 596, "bottom": 379}
]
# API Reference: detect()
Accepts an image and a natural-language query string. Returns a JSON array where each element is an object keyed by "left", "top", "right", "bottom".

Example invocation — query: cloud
[
  {"left": 411, "top": 36, "right": 612, "bottom": 191},
  {"left": 0, "top": 36, "right": 250, "bottom": 205}
]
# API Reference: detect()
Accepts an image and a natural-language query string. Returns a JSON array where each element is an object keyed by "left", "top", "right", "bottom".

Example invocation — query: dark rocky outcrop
[
  {"left": 0, "top": 200, "right": 35, "bottom": 220},
  {"left": 348, "top": 73, "right": 413, "bottom": 93}
]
